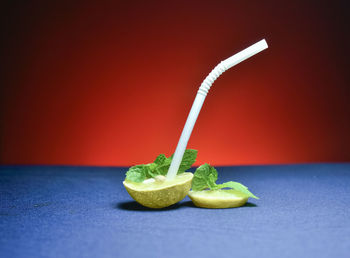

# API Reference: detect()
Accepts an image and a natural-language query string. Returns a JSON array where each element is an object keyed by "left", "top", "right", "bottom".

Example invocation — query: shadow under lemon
[{"left": 116, "top": 200, "right": 257, "bottom": 211}]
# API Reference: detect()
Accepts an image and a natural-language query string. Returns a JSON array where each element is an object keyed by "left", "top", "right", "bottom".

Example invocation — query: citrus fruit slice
[
  {"left": 188, "top": 189, "right": 249, "bottom": 208},
  {"left": 123, "top": 172, "right": 193, "bottom": 209}
]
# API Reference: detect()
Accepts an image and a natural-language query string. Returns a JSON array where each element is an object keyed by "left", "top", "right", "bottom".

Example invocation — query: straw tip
[{"left": 259, "top": 39, "right": 268, "bottom": 49}]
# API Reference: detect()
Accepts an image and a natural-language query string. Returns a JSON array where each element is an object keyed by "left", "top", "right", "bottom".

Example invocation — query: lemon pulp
[
  {"left": 188, "top": 189, "right": 249, "bottom": 209},
  {"left": 123, "top": 172, "right": 193, "bottom": 209}
]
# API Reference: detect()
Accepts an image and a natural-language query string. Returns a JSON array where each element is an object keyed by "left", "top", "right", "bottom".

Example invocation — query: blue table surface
[{"left": 1, "top": 164, "right": 350, "bottom": 258}]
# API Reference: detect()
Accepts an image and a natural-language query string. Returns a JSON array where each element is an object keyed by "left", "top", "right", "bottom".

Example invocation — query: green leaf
[
  {"left": 125, "top": 165, "right": 147, "bottom": 182},
  {"left": 154, "top": 158, "right": 172, "bottom": 175},
  {"left": 145, "top": 163, "right": 160, "bottom": 178},
  {"left": 151, "top": 149, "right": 197, "bottom": 176},
  {"left": 125, "top": 149, "right": 198, "bottom": 182},
  {"left": 178, "top": 149, "right": 198, "bottom": 173},
  {"left": 191, "top": 164, "right": 259, "bottom": 199},
  {"left": 216, "top": 181, "right": 259, "bottom": 199},
  {"left": 153, "top": 154, "right": 167, "bottom": 165},
  {"left": 192, "top": 163, "right": 218, "bottom": 191}
]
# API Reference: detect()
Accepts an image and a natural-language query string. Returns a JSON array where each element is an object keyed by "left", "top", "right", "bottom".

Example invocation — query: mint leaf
[
  {"left": 125, "top": 149, "right": 197, "bottom": 182},
  {"left": 216, "top": 181, "right": 259, "bottom": 199},
  {"left": 145, "top": 163, "right": 160, "bottom": 178},
  {"left": 154, "top": 157, "right": 172, "bottom": 175},
  {"left": 125, "top": 165, "right": 148, "bottom": 182},
  {"left": 154, "top": 154, "right": 167, "bottom": 165},
  {"left": 192, "top": 164, "right": 259, "bottom": 199},
  {"left": 192, "top": 163, "right": 218, "bottom": 191},
  {"left": 151, "top": 149, "right": 197, "bottom": 175},
  {"left": 178, "top": 149, "right": 198, "bottom": 173}
]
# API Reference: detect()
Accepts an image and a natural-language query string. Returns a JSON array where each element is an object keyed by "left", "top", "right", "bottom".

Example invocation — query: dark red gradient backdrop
[{"left": 1, "top": 1, "right": 349, "bottom": 166}]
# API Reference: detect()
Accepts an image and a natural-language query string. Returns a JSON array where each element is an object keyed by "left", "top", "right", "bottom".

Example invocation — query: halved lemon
[
  {"left": 123, "top": 172, "right": 193, "bottom": 209},
  {"left": 188, "top": 189, "right": 249, "bottom": 208}
]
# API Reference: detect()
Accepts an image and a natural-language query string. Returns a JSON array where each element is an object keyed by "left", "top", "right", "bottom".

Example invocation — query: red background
[{"left": 1, "top": 1, "right": 349, "bottom": 166}]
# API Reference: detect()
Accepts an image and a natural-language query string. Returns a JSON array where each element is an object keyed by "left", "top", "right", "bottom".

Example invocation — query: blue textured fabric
[{"left": 1, "top": 164, "right": 349, "bottom": 258}]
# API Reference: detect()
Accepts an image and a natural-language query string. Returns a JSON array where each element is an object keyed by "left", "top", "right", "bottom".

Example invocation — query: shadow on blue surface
[
  {"left": 116, "top": 201, "right": 182, "bottom": 211},
  {"left": 116, "top": 200, "right": 257, "bottom": 211}
]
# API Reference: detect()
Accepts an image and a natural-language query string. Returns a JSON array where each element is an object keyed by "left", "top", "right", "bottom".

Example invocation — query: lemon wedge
[
  {"left": 123, "top": 172, "right": 193, "bottom": 209},
  {"left": 188, "top": 189, "right": 249, "bottom": 208}
]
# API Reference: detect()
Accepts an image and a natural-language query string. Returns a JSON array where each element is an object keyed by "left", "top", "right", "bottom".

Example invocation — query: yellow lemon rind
[
  {"left": 188, "top": 189, "right": 249, "bottom": 209},
  {"left": 123, "top": 172, "right": 193, "bottom": 209}
]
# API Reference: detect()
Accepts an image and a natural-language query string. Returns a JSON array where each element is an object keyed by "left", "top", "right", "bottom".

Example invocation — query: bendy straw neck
[{"left": 166, "top": 39, "right": 268, "bottom": 180}]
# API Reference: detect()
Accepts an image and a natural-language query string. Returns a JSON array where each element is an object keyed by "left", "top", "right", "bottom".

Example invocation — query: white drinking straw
[{"left": 166, "top": 39, "right": 268, "bottom": 180}]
